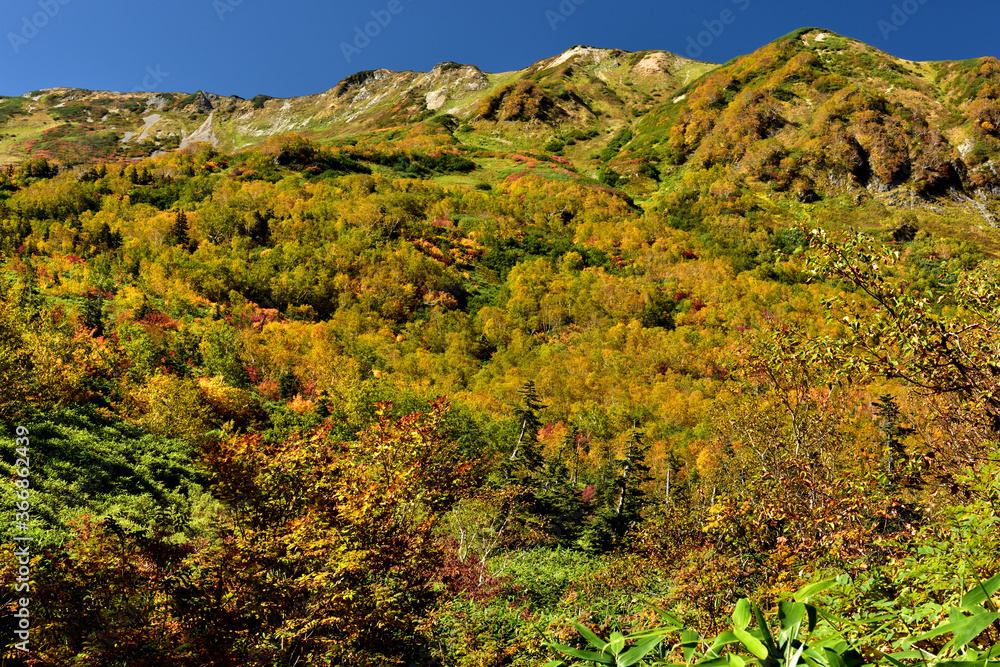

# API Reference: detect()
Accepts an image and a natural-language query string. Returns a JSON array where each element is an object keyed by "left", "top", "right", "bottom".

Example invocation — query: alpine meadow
[{"left": 2, "top": 24, "right": 1000, "bottom": 667}]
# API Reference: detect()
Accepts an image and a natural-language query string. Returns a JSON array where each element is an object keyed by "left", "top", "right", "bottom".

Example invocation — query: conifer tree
[
  {"left": 534, "top": 424, "right": 586, "bottom": 545},
  {"left": 316, "top": 390, "right": 332, "bottom": 418},
  {"left": 15, "top": 260, "right": 39, "bottom": 309},
  {"left": 278, "top": 369, "right": 300, "bottom": 400},
  {"left": 612, "top": 425, "right": 651, "bottom": 536},
  {"left": 509, "top": 380, "right": 544, "bottom": 471},
  {"left": 81, "top": 295, "right": 104, "bottom": 337},
  {"left": 170, "top": 209, "right": 189, "bottom": 247},
  {"left": 247, "top": 210, "right": 270, "bottom": 246},
  {"left": 874, "top": 394, "right": 915, "bottom": 493}
]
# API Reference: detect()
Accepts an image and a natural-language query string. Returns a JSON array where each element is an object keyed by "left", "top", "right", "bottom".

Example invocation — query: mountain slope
[
  {"left": 611, "top": 29, "right": 999, "bottom": 219},
  {"left": 0, "top": 46, "right": 713, "bottom": 167},
  {"left": 2, "top": 30, "right": 998, "bottom": 227}
]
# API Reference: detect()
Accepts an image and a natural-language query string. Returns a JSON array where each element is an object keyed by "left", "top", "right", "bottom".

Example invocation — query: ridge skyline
[
  {"left": 0, "top": 9, "right": 991, "bottom": 99},
  {"left": 8, "top": 27, "right": 996, "bottom": 102}
]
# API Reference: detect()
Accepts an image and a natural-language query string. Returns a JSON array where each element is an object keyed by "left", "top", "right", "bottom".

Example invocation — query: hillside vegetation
[{"left": 0, "top": 29, "right": 999, "bottom": 667}]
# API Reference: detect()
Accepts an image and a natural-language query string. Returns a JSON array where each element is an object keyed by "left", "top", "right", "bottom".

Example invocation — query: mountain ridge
[
  {"left": 0, "top": 42, "right": 714, "bottom": 164},
  {"left": 2, "top": 28, "right": 998, "bottom": 225}
]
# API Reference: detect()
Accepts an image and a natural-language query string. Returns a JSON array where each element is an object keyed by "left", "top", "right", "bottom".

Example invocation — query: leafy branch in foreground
[
  {"left": 544, "top": 575, "right": 1000, "bottom": 667},
  {"left": 804, "top": 230, "right": 1000, "bottom": 439}
]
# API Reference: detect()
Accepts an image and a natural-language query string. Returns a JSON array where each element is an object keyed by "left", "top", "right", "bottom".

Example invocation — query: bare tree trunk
[{"left": 510, "top": 418, "right": 528, "bottom": 461}]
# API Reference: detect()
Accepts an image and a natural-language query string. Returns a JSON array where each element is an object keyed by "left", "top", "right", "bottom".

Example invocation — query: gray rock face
[
  {"left": 146, "top": 95, "right": 169, "bottom": 111},
  {"left": 196, "top": 91, "right": 214, "bottom": 112}
]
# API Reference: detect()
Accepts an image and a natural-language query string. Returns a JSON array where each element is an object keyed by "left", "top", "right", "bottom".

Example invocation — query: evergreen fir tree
[
  {"left": 508, "top": 380, "right": 544, "bottom": 473},
  {"left": 15, "top": 260, "right": 39, "bottom": 308},
  {"left": 81, "top": 295, "right": 105, "bottom": 337},
  {"left": 248, "top": 210, "right": 270, "bottom": 246},
  {"left": 533, "top": 425, "right": 586, "bottom": 546},
  {"left": 874, "top": 394, "right": 915, "bottom": 492},
  {"left": 278, "top": 370, "right": 300, "bottom": 400},
  {"left": 611, "top": 425, "right": 651, "bottom": 536},
  {"left": 170, "top": 209, "right": 190, "bottom": 247},
  {"left": 316, "top": 390, "right": 331, "bottom": 418}
]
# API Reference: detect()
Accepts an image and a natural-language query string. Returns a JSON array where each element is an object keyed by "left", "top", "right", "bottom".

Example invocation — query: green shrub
[
  {"left": 545, "top": 138, "right": 566, "bottom": 153},
  {"left": 0, "top": 406, "right": 213, "bottom": 545},
  {"left": 600, "top": 128, "right": 634, "bottom": 162},
  {"left": 250, "top": 94, "right": 273, "bottom": 109}
]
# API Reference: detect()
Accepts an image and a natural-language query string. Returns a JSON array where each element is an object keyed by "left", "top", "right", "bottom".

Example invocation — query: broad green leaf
[
  {"left": 618, "top": 633, "right": 667, "bottom": 667},
  {"left": 706, "top": 631, "right": 741, "bottom": 658},
  {"left": 734, "top": 629, "right": 769, "bottom": 660},
  {"left": 543, "top": 661, "right": 565, "bottom": 667},
  {"left": 733, "top": 599, "right": 751, "bottom": 631},
  {"left": 575, "top": 623, "right": 609, "bottom": 651},
  {"left": 652, "top": 609, "right": 685, "bottom": 629},
  {"left": 962, "top": 573, "right": 1000, "bottom": 610},
  {"left": 872, "top": 649, "right": 913, "bottom": 667},
  {"left": 951, "top": 612, "right": 1000, "bottom": 649},
  {"left": 912, "top": 613, "right": 1000, "bottom": 646},
  {"left": 752, "top": 601, "right": 778, "bottom": 655},
  {"left": 549, "top": 644, "right": 616, "bottom": 665},
  {"left": 822, "top": 647, "right": 848, "bottom": 667},
  {"left": 787, "top": 638, "right": 809, "bottom": 667},
  {"left": 884, "top": 651, "right": 926, "bottom": 660},
  {"left": 639, "top": 598, "right": 685, "bottom": 628},
  {"left": 629, "top": 628, "right": 680, "bottom": 641},
  {"left": 696, "top": 657, "right": 729, "bottom": 667},
  {"left": 779, "top": 601, "right": 806, "bottom": 635},
  {"left": 799, "top": 646, "right": 829, "bottom": 665},
  {"left": 794, "top": 579, "right": 837, "bottom": 603},
  {"left": 911, "top": 617, "right": 965, "bottom": 642},
  {"left": 683, "top": 629, "right": 700, "bottom": 664}
]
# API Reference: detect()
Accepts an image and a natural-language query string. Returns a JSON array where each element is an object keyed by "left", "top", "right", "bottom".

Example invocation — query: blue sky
[{"left": 1, "top": 0, "right": 996, "bottom": 99}]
